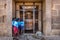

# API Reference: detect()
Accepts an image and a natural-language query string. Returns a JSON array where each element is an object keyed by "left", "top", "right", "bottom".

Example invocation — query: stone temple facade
[{"left": 0, "top": 0, "right": 60, "bottom": 38}]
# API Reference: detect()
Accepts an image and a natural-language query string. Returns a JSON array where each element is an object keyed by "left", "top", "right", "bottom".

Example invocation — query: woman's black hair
[
  {"left": 12, "top": 18, "right": 16, "bottom": 21},
  {"left": 15, "top": 18, "right": 19, "bottom": 21}
]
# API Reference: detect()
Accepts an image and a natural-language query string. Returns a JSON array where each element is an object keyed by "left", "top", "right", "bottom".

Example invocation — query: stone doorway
[{"left": 14, "top": 2, "right": 43, "bottom": 33}]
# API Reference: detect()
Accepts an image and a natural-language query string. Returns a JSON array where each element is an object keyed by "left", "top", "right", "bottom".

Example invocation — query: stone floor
[
  {"left": 13, "top": 34, "right": 60, "bottom": 40},
  {"left": 0, "top": 34, "right": 60, "bottom": 40},
  {"left": 14, "top": 34, "right": 43, "bottom": 40}
]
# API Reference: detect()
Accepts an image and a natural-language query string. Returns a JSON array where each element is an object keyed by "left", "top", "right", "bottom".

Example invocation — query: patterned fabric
[
  {"left": 14, "top": 21, "right": 19, "bottom": 28},
  {"left": 18, "top": 21, "right": 24, "bottom": 30},
  {"left": 20, "top": 21, "right": 24, "bottom": 27},
  {"left": 13, "top": 26, "right": 18, "bottom": 35}
]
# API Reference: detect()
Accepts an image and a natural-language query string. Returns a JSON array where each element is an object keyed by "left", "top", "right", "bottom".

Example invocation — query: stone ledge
[{"left": 0, "top": 37, "right": 13, "bottom": 40}]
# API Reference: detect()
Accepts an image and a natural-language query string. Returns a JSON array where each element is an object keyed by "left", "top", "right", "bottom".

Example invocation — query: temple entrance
[
  {"left": 15, "top": 2, "right": 42, "bottom": 33},
  {"left": 20, "top": 5, "right": 38, "bottom": 33}
]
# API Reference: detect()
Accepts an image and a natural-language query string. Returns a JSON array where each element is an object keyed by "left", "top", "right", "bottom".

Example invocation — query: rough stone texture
[
  {"left": 51, "top": 0, "right": 60, "bottom": 35},
  {"left": 6, "top": 0, "right": 12, "bottom": 37},
  {"left": 53, "top": 0, "right": 60, "bottom": 4},
  {"left": 44, "top": 0, "right": 52, "bottom": 35},
  {"left": 0, "top": 0, "right": 60, "bottom": 37},
  {"left": 0, "top": 37, "right": 13, "bottom": 40},
  {"left": 0, "top": 0, "right": 8, "bottom": 36},
  {"left": 0, "top": 0, "right": 12, "bottom": 37},
  {"left": 45, "top": 36, "right": 60, "bottom": 40},
  {"left": 0, "top": 35, "right": 60, "bottom": 40},
  {"left": 13, "top": 34, "right": 60, "bottom": 40}
]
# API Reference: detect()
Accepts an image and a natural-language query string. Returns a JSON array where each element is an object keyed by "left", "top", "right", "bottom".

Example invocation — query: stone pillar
[
  {"left": 16, "top": 4, "right": 20, "bottom": 18},
  {"left": 45, "top": 0, "right": 52, "bottom": 36},
  {"left": 38, "top": 3, "right": 41, "bottom": 31},
  {"left": 12, "top": 0, "right": 15, "bottom": 18},
  {"left": 6, "top": 0, "right": 12, "bottom": 37}
]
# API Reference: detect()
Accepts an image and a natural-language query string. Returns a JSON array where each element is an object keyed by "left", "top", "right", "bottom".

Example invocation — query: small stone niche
[{"left": 0, "top": 15, "right": 6, "bottom": 23}]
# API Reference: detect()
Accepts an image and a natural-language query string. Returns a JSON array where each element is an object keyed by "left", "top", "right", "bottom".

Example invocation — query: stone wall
[
  {"left": 0, "top": 0, "right": 12, "bottom": 37},
  {"left": 0, "top": 0, "right": 8, "bottom": 36},
  {"left": 51, "top": 0, "right": 60, "bottom": 35},
  {"left": 0, "top": 0, "right": 60, "bottom": 37}
]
